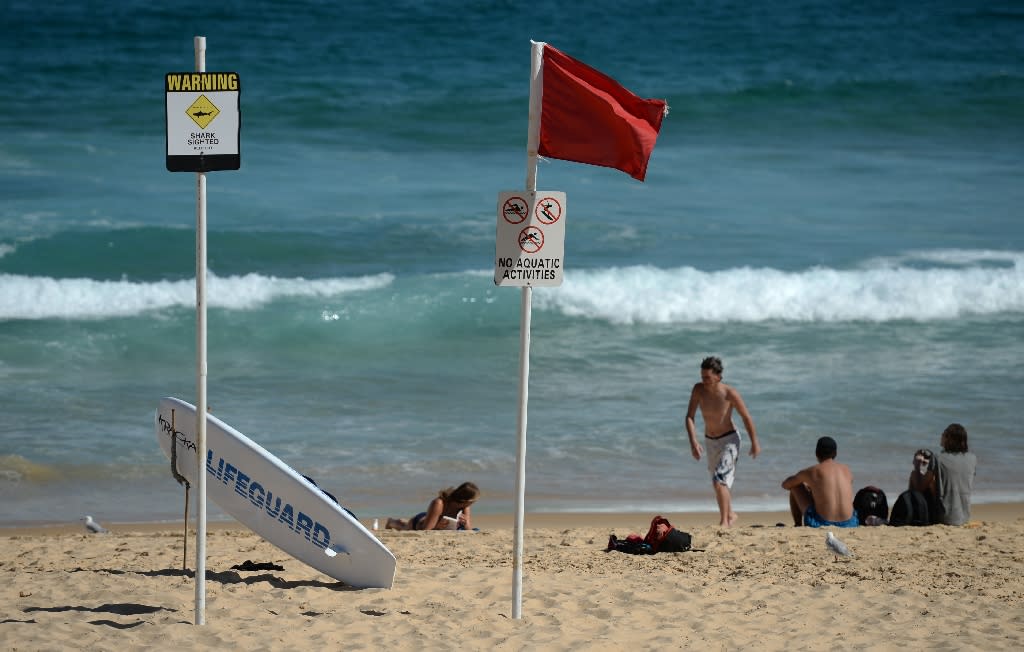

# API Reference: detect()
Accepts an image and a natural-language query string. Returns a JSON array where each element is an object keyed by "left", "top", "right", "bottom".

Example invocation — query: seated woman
[
  {"left": 386, "top": 481, "right": 479, "bottom": 531},
  {"left": 935, "top": 423, "right": 977, "bottom": 526}
]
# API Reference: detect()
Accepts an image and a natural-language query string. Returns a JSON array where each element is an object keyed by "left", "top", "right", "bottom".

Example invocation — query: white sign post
[
  {"left": 500, "top": 39, "right": 661, "bottom": 618},
  {"left": 495, "top": 191, "right": 566, "bottom": 287},
  {"left": 497, "top": 40, "right": 560, "bottom": 620},
  {"left": 164, "top": 36, "right": 242, "bottom": 626}
]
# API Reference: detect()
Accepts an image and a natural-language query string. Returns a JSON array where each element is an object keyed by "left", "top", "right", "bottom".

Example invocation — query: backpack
[
  {"left": 923, "top": 489, "right": 944, "bottom": 525},
  {"left": 853, "top": 486, "right": 889, "bottom": 525},
  {"left": 643, "top": 515, "right": 692, "bottom": 553},
  {"left": 606, "top": 515, "right": 692, "bottom": 555},
  {"left": 888, "top": 489, "right": 930, "bottom": 526}
]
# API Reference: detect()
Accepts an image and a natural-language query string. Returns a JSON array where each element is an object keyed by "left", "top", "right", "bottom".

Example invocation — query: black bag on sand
[
  {"left": 854, "top": 486, "right": 889, "bottom": 525},
  {"left": 889, "top": 489, "right": 930, "bottom": 526},
  {"left": 657, "top": 528, "right": 693, "bottom": 553},
  {"left": 643, "top": 515, "right": 692, "bottom": 553},
  {"left": 607, "top": 516, "right": 693, "bottom": 555}
]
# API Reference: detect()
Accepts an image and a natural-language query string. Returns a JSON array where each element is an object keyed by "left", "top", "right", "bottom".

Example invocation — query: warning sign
[
  {"left": 495, "top": 191, "right": 566, "bottom": 287},
  {"left": 165, "top": 72, "right": 240, "bottom": 172}
]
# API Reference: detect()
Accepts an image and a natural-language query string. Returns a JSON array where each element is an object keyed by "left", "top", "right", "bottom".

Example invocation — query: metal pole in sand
[
  {"left": 511, "top": 39, "right": 544, "bottom": 620},
  {"left": 193, "top": 34, "right": 208, "bottom": 626}
]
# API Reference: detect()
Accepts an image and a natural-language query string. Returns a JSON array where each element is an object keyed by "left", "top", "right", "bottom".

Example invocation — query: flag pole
[
  {"left": 512, "top": 39, "right": 544, "bottom": 621},
  {"left": 526, "top": 41, "right": 543, "bottom": 191},
  {"left": 193, "top": 34, "right": 208, "bottom": 626}
]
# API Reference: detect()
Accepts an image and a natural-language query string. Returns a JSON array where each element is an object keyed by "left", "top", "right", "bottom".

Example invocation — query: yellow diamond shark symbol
[{"left": 186, "top": 95, "right": 220, "bottom": 129}]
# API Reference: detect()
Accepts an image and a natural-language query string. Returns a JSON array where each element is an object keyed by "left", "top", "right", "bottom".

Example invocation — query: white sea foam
[
  {"left": 535, "top": 251, "right": 1024, "bottom": 324},
  {"left": 862, "top": 249, "right": 1023, "bottom": 268},
  {"left": 0, "top": 271, "right": 394, "bottom": 320}
]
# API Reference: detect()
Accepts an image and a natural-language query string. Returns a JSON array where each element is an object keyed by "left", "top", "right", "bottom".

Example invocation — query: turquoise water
[{"left": 1, "top": 1, "right": 1022, "bottom": 525}]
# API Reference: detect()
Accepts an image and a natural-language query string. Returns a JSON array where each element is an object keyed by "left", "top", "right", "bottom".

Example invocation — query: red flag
[{"left": 538, "top": 44, "right": 667, "bottom": 181}]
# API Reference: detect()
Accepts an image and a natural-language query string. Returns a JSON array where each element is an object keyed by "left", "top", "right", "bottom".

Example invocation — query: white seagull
[
  {"left": 82, "top": 515, "right": 109, "bottom": 534},
  {"left": 825, "top": 530, "right": 853, "bottom": 561}
]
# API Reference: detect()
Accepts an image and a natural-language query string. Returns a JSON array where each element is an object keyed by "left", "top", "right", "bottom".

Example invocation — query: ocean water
[{"left": 1, "top": 1, "right": 1022, "bottom": 526}]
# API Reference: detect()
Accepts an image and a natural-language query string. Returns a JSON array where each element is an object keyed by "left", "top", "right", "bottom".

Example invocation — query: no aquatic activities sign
[
  {"left": 165, "top": 72, "right": 240, "bottom": 172},
  {"left": 495, "top": 191, "right": 566, "bottom": 287}
]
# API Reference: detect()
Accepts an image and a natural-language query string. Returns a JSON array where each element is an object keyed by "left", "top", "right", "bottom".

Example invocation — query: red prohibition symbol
[
  {"left": 519, "top": 226, "right": 544, "bottom": 253},
  {"left": 502, "top": 196, "right": 529, "bottom": 224},
  {"left": 535, "top": 196, "right": 562, "bottom": 224}
]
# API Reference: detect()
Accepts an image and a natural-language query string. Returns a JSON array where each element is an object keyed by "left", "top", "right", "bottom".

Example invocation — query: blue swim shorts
[{"left": 804, "top": 506, "right": 858, "bottom": 528}]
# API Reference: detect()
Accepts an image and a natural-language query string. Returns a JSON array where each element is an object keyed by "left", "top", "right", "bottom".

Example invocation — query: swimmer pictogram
[
  {"left": 502, "top": 196, "right": 529, "bottom": 224},
  {"left": 518, "top": 226, "right": 544, "bottom": 253}
]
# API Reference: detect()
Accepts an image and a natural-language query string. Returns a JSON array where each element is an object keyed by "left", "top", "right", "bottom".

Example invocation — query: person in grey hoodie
[{"left": 936, "top": 423, "right": 977, "bottom": 526}]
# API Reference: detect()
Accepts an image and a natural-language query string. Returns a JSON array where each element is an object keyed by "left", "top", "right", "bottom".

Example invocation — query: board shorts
[
  {"left": 804, "top": 506, "right": 859, "bottom": 528},
  {"left": 705, "top": 430, "right": 740, "bottom": 489}
]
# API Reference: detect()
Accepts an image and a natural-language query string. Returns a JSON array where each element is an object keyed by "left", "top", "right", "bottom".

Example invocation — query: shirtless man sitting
[{"left": 781, "top": 436, "right": 858, "bottom": 527}]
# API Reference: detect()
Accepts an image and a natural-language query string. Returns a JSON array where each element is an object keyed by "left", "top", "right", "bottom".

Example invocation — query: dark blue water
[{"left": 1, "top": 0, "right": 1022, "bottom": 526}]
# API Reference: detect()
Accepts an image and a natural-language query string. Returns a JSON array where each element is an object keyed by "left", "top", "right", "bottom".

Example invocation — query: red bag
[{"left": 643, "top": 515, "right": 692, "bottom": 553}]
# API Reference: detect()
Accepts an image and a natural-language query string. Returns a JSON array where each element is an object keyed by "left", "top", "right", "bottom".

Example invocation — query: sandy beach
[{"left": 2, "top": 505, "right": 1022, "bottom": 650}]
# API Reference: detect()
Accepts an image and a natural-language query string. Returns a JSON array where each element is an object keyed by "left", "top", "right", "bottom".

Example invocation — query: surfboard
[{"left": 155, "top": 397, "right": 396, "bottom": 589}]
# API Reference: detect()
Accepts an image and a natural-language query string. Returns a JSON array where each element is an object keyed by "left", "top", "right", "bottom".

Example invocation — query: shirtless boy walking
[{"left": 685, "top": 356, "right": 760, "bottom": 527}]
